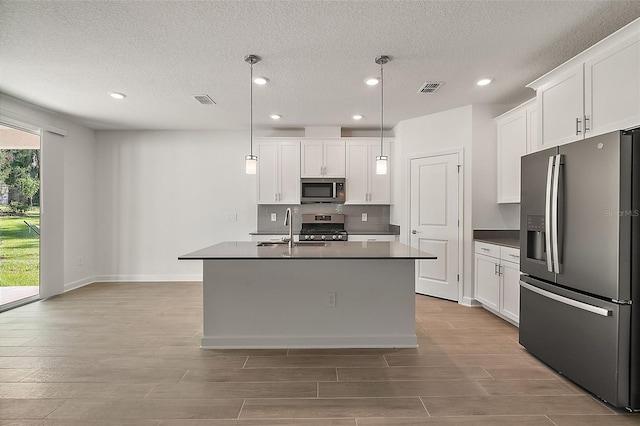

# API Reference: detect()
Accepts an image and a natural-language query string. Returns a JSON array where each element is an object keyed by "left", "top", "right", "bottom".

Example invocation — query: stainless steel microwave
[{"left": 300, "top": 178, "right": 345, "bottom": 204}]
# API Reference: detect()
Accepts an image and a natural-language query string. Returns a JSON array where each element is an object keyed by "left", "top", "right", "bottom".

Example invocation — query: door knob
[{"left": 412, "top": 230, "right": 418, "bottom": 234}]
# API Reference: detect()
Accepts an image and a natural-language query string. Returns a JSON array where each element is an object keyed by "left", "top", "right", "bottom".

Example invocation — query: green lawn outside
[{"left": 0, "top": 213, "right": 40, "bottom": 287}]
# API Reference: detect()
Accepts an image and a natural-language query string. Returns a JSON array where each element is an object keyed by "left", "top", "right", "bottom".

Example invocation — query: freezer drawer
[{"left": 519, "top": 277, "right": 631, "bottom": 408}]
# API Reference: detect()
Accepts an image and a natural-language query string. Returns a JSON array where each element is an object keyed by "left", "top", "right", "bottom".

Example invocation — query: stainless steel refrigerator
[{"left": 519, "top": 128, "right": 639, "bottom": 410}]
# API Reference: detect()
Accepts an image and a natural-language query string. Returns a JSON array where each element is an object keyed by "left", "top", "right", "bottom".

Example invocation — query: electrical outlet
[
  {"left": 326, "top": 292, "right": 337, "bottom": 308},
  {"left": 227, "top": 213, "right": 238, "bottom": 222},
  {"left": 271, "top": 213, "right": 277, "bottom": 222},
  {"left": 361, "top": 213, "right": 368, "bottom": 222}
]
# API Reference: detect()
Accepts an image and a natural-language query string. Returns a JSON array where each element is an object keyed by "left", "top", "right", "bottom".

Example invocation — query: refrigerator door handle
[
  {"left": 545, "top": 156, "right": 555, "bottom": 272},
  {"left": 520, "top": 282, "right": 612, "bottom": 317},
  {"left": 551, "top": 154, "right": 563, "bottom": 274}
]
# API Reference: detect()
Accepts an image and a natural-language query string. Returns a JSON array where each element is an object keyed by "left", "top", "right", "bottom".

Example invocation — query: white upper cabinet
[
  {"left": 526, "top": 102, "right": 539, "bottom": 154},
  {"left": 301, "top": 140, "right": 346, "bottom": 178},
  {"left": 585, "top": 31, "right": 640, "bottom": 136},
  {"left": 256, "top": 140, "right": 300, "bottom": 205},
  {"left": 536, "top": 65, "right": 585, "bottom": 149},
  {"left": 528, "top": 19, "right": 640, "bottom": 150},
  {"left": 495, "top": 99, "right": 536, "bottom": 203},
  {"left": 345, "top": 139, "right": 390, "bottom": 205}
]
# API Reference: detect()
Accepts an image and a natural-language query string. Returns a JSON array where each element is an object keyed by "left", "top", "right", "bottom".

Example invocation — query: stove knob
[
  {"left": 332, "top": 235, "right": 337, "bottom": 240},
  {"left": 304, "top": 235, "right": 310, "bottom": 240},
  {"left": 321, "top": 235, "right": 326, "bottom": 240},
  {"left": 338, "top": 235, "right": 343, "bottom": 240},
  {"left": 310, "top": 235, "right": 315, "bottom": 240}
]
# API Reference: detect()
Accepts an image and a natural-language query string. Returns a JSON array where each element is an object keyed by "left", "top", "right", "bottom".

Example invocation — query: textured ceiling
[{"left": 1, "top": 1, "right": 640, "bottom": 131}]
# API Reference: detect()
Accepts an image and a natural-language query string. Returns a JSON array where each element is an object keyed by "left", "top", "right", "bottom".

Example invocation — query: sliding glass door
[{"left": 0, "top": 124, "right": 40, "bottom": 310}]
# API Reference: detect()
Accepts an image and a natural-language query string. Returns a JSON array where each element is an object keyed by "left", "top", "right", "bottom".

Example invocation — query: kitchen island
[{"left": 179, "top": 241, "right": 436, "bottom": 349}]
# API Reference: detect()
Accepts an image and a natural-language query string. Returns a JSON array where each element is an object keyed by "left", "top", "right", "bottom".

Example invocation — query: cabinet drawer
[
  {"left": 475, "top": 241, "right": 499, "bottom": 257},
  {"left": 500, "top": 246, "right": 521, "bottom": 263}
]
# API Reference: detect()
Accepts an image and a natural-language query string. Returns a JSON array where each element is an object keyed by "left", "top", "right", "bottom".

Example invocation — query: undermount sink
[
  {"left": 256, "top": 241, "right": 327, "bottom": 247},
  {"left": 256, "top": 241, "right": 287, "bottom": 247},
  {"left": 295, "top": 241, "right": 327, "bottom": 246}
]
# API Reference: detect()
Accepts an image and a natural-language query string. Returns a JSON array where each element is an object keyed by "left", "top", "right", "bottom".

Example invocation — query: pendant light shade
[
  {"left": 245, "top": 154, "right": 257, "bottom": 174},
  {"left": 376, "top": 155, "right": 388, "bottom": 174},
  {"left": 244, "top": 54, "right": 261, "bottom": 174},
  {"left": 375, "top": 55, "right": 390, "bottom": 175}
]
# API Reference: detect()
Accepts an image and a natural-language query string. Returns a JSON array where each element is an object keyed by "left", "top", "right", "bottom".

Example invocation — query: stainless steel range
[{"left": 299, "top": 214, "right": 348, "bottom": 241}]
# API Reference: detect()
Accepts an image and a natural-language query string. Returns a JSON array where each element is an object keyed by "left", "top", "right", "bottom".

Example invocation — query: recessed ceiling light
[
  {"left": 270, "top": 114, "right": 281, "bottom": 120},
  {"left": 364, "top": 77, "right": 380, "bottom": 86},
  {"left": 254, "top": 76, "right": 269, "bottom": 85},
  {"left": 476, "top": 78, "right": 493, "bottom": 86},
  {"left": 352, "top": 114, "right": 363, "bottom": 120},
  {"left": 110, "top": 92, "right": 126, "bottom": 99}
]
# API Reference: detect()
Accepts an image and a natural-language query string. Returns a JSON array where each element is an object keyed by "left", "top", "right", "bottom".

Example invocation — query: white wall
[
  {"left": 391, "top": 104, "right": 521, "bottom": 306},
  {"left": 0, "top": 94, "right": 97, "bottom": 294},
  {"left": 391, "top": 105, "right": 475, "bottom": 305},
  {"left": 471, "top": 104, "right": 520, "bottom": 230},
  {"left": 94, "top": 130, "right": 256, "bottom": 281}
]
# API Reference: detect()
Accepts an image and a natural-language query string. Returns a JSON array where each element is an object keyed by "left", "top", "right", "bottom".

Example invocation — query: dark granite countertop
[
  {"left": 473, "top": 229, "right": 520, "bottom": 249},
  {"left": 180, "top": 241, "right": 436, "bottom": 260},
  {"left": 250, "top": 231, "right": 399, "bottom": 236},
  {"left": 474, "top": 237, "right": 520, "bottom": 249}
]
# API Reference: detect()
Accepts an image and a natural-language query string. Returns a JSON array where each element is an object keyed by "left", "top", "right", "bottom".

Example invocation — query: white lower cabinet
[{"left": 474, "top": 241, "right": 521, "bottom": 325}]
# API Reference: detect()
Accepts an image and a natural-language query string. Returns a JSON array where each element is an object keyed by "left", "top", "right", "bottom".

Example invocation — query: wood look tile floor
[{"left": 1, "top": 282, "right": 638, "bottom": 425}]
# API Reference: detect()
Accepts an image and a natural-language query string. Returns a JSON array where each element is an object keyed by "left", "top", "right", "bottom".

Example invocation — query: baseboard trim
[
  {"left": 460, "top": 296, "right": 482, "bottom": 307},
  {"left": 201, "top": 334, "right": 418, "bottom": 349},
  {"left": 93, "top": 275, "right": 202, "bottom": 283},
  {"left": 64, "top": 276, "right": 96, "bottom": 292}
]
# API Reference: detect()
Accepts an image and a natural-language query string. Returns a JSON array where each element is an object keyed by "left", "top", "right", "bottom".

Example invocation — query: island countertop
[{"left": 179, "top": 241, "right": 436, "bottom": 260}]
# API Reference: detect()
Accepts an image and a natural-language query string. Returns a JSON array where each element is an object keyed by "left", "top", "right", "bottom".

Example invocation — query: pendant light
[
  {"left": 375, "top": 55, "right": 390, "bottom": 175},
  {"left": 244, "top": 54, "right": 261, "bottom": 174}
]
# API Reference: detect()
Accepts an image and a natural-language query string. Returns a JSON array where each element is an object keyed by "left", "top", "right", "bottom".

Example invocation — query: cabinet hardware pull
[
  {"left": 481, "top": 247, "right": 490, "bottom": 251},
  {"left": 509, "top": 254, "right": 519, "bottom": 258},
  {"left": 584, "top": 115, "right": 590, "bottom": 132},
  {"left": 576, "top": 117, "right": 581, "bottom": 135},
  {"left": 494, "top": 263, "right": 498, "bottom": 275}
]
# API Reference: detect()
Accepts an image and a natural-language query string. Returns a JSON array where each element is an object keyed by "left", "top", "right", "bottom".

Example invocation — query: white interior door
[{"left": 410, "top": 153, "right": 460, "bottom": 301}]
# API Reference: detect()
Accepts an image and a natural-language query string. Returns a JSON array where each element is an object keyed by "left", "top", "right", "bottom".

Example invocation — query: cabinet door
[
  {"left": 475, "top": 253, "right": 500, "bottom": 312},
  {"left": 301, "top": 141, "right": 323, "bottom": 177},
  {"left": 323, "top": 141, "right": 346, "bottom": 177},
  {"left": 256, "top": 142, "right": 278, "bottom": 204},
  {"left": 278, "top": 142, "right": 300, "bottom": 204},
  {"left": 526, "top": 105, "right": 538, "bottom": 154},
  {"left": 500, "top": 260, "right": 521, "bottom": 324},
  {"left": 537, "top": 65, "right": 585, "bottom": 149},
  {"left": 345, "top": 141, "right": 369, "bottom": 204},
  {"left": 496, "top": 109, "right": 527, "bottom": 203},
  {"left": 368, "top": 141, "right": 390, "bottom": 204},
  {"left": 585, "top": 32, "right": 640, "bottom": 137}
]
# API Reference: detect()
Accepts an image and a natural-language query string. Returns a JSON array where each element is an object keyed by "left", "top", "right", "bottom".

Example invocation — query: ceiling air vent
[
  {"left": 193, "top": 94, "right": 216, "bottom": 105},
  {"left": 417, "top": 82, "right": 444, "bottom": 94}
]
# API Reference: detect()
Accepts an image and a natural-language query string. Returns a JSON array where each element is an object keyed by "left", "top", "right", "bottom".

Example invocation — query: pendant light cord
[
  {"left": 380, "top": 61, "right": 384, "bottom": 157},
  {"left": 250, "top": 61, "right": 253, "bottom": 157}
]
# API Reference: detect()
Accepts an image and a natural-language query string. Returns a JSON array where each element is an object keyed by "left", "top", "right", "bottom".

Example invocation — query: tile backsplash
[{"left": 256, "top": 204, "right": 391, "bottom": 233}]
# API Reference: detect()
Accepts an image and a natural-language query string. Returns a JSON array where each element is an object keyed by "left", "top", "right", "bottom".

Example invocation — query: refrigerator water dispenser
[{"left": 526, "top": 215, "right": 546, "bottom": 262}]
